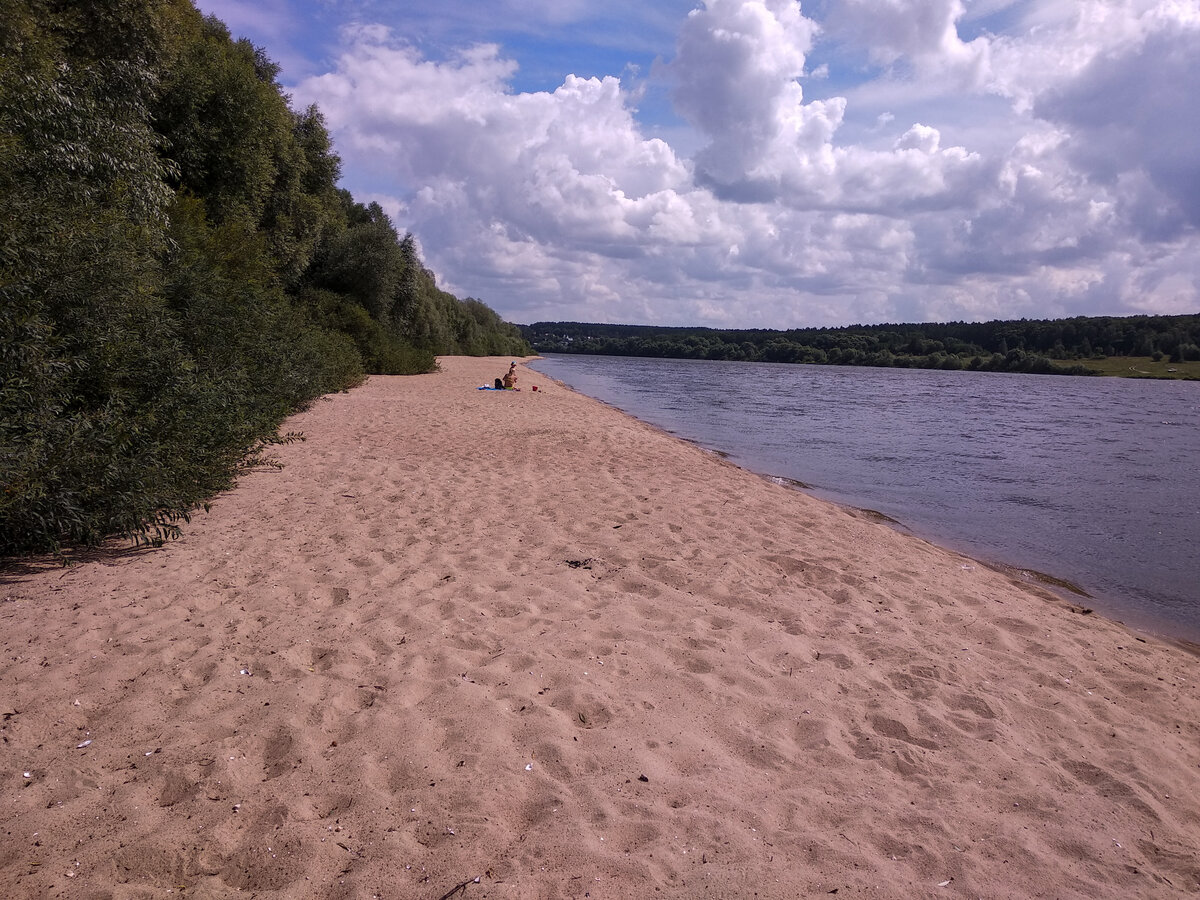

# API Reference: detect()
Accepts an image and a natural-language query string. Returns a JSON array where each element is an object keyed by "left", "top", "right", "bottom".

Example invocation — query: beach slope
[{"left": 2, "top": 356, "right": 1198, "bottom": 898}]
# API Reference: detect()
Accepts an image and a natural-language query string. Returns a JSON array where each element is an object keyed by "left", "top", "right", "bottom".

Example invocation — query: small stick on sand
[{"left": 435, "top": 877, "right": 477, "bottom": 900}]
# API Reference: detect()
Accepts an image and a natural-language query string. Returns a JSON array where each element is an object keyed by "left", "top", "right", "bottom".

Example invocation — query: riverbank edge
[{"left": 527, "top": 355, "right": 1200, "bottom": 652}]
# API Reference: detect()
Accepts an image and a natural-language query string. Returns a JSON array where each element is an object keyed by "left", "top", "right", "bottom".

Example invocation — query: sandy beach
[{"left": 2, "top": 355, "right": 1198, "bottom": 899}]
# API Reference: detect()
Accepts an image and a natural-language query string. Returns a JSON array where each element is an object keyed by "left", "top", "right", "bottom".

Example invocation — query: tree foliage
[
  {"left": 0, "top": 0, "right": 529, "bottom": 555},
  {"left": 523, "top": 315, "right": 1200, "bottom": 377}
]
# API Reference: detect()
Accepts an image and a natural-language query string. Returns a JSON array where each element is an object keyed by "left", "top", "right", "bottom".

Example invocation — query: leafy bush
[{"left": 1, "top": 0, "right": 525, "bottom": 555}]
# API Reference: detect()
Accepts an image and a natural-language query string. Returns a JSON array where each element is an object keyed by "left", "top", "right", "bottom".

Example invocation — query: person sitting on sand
[{"left": 502, "top": 362, "right": 518, "bottom": 389}]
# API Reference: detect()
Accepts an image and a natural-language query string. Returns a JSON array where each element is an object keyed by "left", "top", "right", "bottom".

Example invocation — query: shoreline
[
  {"left": 2, "top": 356, "right": 1198, "bottom": 898},
  {"left": 757, "top": 470, "right": 1200, "bottom": 657},
  {"left": 528, "top": 353, "right": 1200, "bottom": 646}
]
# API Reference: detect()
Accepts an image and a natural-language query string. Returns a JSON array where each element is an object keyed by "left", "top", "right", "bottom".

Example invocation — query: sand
[{"left": 2, "top": 355, "right": 1198, "bottom": 899}]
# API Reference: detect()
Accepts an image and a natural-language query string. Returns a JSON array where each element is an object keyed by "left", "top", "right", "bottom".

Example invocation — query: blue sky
[{"left": 195, "top": 0, "right": 1200, "bottom": 327}]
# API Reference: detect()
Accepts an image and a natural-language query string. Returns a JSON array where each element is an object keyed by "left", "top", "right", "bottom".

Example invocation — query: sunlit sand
[{"left": 3, "top": 357, "right": 1197, "bottom": 898}]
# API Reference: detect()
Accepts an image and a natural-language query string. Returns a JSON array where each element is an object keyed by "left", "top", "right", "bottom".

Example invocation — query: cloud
[
  {"left": 670, "top": 0, "right": 818, "bottom": 192},
  {"left": 1032, "top": 18, "right": 1200, "bottom": 235},
  {"left": 284, "top": 0, "right": 1199, "bottom": 327},
  {"left": 294, "top": 26, "right": 713, "bottom": 320},
  {"left": 823, "top": 0, "right": 991, "bottom": 84},
  {"left": 668, "top": 1, "right": 989, "bottom": 211}
]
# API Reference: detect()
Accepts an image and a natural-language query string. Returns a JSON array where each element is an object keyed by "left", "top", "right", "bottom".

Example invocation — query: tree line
[
  {"left": 523, "top": 314, "right": 1200, "bottom": 374},
  {"left": 1, "top": 1, "right": 529, "bottom": 555}
]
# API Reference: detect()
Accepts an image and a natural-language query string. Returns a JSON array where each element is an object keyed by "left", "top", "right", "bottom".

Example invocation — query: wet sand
[{"left": 2, "top": 356, "right": 1198, "bottom": 898}]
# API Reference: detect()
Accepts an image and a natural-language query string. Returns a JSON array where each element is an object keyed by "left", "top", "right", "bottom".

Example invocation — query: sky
[{"left": 194, "top": 0, "right": 1200, "bottom": 328}]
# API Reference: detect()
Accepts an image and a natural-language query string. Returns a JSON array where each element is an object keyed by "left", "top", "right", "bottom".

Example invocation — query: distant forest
[
  {"left": 523, "top": 314, "right": 1200, "bottom": 375},
  {"left": 1, "top": 1, "right": 528, "bottom": 554}
]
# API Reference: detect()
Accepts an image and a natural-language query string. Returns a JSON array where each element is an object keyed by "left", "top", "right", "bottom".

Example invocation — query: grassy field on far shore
[{"left": 1083, "top": 356, "right": 1200, "bottom": 379}]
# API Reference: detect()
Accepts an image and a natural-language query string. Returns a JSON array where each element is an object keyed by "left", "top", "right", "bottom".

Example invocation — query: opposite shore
[{"left": 2, "top": 356, "right": 1198, "bottom": 898}]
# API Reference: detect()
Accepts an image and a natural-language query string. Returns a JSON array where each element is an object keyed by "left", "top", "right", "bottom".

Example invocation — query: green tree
[
  {"left": 0, "top": 0, "right": 188, "bottom": 551},
  {"left": 2, "top": 0, "right": 528, "bottom": 555}
]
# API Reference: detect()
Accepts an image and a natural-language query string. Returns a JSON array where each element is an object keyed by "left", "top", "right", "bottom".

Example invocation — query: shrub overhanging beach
[{"left": 2, "top": 357, "right": 1198, "bottom": 898}]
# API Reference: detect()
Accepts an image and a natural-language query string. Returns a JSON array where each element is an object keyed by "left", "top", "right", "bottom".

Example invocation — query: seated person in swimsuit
[{"left": 502, "top": 362, "right": 518, "bottom": 389}]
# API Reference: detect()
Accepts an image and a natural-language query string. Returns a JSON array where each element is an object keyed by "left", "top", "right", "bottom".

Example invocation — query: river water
[{"left": 530, "top": 354, "right": 1200, "bottom": 641}]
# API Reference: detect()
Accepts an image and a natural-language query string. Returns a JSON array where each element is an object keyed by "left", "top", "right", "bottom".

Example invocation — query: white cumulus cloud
[
  {"left": 279, "top": 0, "right": 1199, "bottom": 327},
  {"left": 824, "top": 0, "right": 991, "bottom": 85}
]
